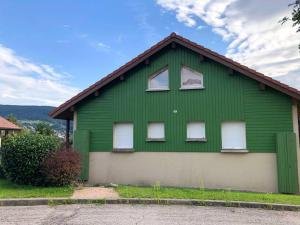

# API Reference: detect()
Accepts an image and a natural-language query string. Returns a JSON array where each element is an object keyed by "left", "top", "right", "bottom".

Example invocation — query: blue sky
[{"left": 0, "top": 0, "right": 299, "bottom": 106}]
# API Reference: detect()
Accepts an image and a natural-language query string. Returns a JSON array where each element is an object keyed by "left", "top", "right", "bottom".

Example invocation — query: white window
[
  {"left": 187, "top": 122, "right": 206, "bottom": 140},
  {"left": 147, "top": 122, "right": 165, "bottom": 140},
  {"left": 221, "top": 121, "right": 246, "bottom": 149},
  {"left": 181, "top": 66, "right": 203, "bottom": 89},
  {"left": 148, "top": 68, "right": 169, "bottom": 90},
  {"left": 113, "top": 123, "right": 133, "bottom": 149}
]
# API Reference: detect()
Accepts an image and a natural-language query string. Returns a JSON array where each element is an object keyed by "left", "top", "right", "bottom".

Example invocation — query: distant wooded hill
[{"left": 0, "top": 105, "right": 66, "bottom": 134}]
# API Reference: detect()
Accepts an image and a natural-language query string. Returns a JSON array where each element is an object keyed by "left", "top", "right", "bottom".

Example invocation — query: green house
[{"left": 50, "top": 33, "right": 300, "bottom": 194}]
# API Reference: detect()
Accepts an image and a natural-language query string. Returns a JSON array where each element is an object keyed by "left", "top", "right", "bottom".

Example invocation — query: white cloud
[
  {"left": 0, "top": 44, "right": 80, "bottom": 106},
  {"left": 95, "top": 42, "right": 110, "bottom": 51},
  {"left": 196, "top": 25, "right": 206, "bottom": 30},
  {"left": 156, "top": 0, "right": 300, "bottom": 90}
]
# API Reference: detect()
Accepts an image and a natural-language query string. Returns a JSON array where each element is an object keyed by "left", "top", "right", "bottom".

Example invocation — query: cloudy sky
[{"left": 0, "top": 0, "right": 299, "bottom": 106}]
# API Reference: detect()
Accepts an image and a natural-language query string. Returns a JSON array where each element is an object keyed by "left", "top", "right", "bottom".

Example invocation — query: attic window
[
  {"left": 148, "top": 68, "right": 169, "bottom": 91},
  {"left": 180, "top": 66, "right": 203, "bottom": 90}
]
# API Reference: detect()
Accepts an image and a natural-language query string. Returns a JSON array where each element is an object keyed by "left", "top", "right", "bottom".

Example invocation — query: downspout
[
  {"left": 66, "top": 119, "right": 70, "bottom": 149},
  {"left": 292, "top": 99, "right": 300, "bottom": 192}
]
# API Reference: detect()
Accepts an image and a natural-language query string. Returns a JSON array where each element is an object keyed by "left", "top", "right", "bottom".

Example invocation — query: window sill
[
  {"left": 179, "top": 87, "right": 205, "bottom": 90},
  {"left": 112, "top": 149, "right": 134, "bottom": 153},
  {"left": 221, "top": 149, "right": 248, "bottom": 153},
  {"left": 146, "top": 88, "right": 170, "bottom": 92},
  {"left": 146, "top": 138, "right": 166, "bottom": 142},
  {"left": 186, "top": 138, "right": 207, "bottom": 142}
]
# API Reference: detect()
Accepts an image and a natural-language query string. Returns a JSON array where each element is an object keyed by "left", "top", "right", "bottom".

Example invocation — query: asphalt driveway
[{"left": 0, "top": 204, "right": 299, "bottom": 225}]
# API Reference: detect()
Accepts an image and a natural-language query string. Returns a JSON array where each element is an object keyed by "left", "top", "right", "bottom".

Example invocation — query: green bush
[
  {"left": 0, "top": 164, "right": 5, "bottom": 178},
  {"left": 1, "top": 132, "right": 59, "bottom": 185},
  {"left": 0, "top": 148, "right": 6, "bottom": 178}
]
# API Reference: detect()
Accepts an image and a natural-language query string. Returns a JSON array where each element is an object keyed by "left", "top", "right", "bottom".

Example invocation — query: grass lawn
[
  {"left": 0, "top": 179, "right": 74, "bottom": 199},
  {"left": 116, "top": 185, "right": 300, "bottom": 205}
]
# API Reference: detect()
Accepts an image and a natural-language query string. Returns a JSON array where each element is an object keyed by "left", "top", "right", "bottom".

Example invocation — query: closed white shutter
[
  {"left": 113, "top": 123, "right": 133, "bottom": 149},
  {"left": 148, "top": 123, "right": 165, "bottom": 139},
  {"left": 187, "top": 122, "right": 205, "bottom": 139},
  {"left": 221, "top": 122, "right": 246, "bottom": 149}
]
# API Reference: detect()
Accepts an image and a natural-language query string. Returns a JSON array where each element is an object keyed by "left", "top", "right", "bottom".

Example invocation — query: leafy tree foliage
[
  {"left": 35, "top": 122, "right": 55, "bottom": 136},
  {"left": 6, "top": 113, "right": 21, "bottom": 127},
  {"left": 281, "top": 1, "right": 300, "bottom": 49}
]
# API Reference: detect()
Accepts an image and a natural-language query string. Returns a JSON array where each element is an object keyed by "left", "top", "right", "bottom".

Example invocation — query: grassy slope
[
  {"left": 116, "top": 186, "right": 300, "bottom": 205},
  {"left": 0, "top": 179, "right": 73, "bottom": 199}
]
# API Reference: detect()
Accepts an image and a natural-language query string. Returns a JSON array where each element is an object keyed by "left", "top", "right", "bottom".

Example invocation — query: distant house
[
  {"left": 0, "top": 116, "right": 22, "bottom": 147},
  {"left": 50, "top": 33, "right": 300, "bottom": 194}
]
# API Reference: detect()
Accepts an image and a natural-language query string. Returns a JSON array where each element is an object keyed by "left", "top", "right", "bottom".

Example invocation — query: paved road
[{"left": 0, "top": 204, "right": 299, "bottom": 225}]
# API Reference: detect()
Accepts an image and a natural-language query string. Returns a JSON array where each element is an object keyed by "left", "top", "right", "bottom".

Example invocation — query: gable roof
[
  {"left": 0, "top": 116, "right": 21, "bottom": 130},
  {"left": 50, "top": 33, "right": 300, "bottom": 119}
]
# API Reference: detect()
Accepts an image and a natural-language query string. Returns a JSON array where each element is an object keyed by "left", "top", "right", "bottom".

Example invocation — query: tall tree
[
  {"left": 35, "top": 122, "right": 54, "bottom": 136},
  {"left": 6, "top": 113, "right": 21, "bottom": 127},
  {"left": 281, "top": 1, "right": 300, "bottom": 50}
]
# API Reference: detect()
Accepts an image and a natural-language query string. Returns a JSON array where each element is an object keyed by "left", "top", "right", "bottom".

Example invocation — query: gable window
[
  {"left": 221, "top": 121, "right": 246, "bottom": 150},
  {"left": 113, "top": 123, "right": 133, "bottom": 150},
  {"left": 147, "top": 122, "right": 165, "bottom": 141},
  {"left": 148, "top": 68, "right": 169, "bottom": 91},
  {"left": 186, "top": 122, "right": 206, "bottom": 141},
  {"left": 181, "top": 66, "right": 203, "bottom": 89}
]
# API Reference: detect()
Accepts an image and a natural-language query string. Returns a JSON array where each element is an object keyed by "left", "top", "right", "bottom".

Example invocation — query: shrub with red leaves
[{"left": 41, "top": 148, "right": 81, "bottom": 186}]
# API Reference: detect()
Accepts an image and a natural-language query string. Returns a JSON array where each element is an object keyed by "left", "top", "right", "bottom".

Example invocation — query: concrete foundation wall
[{"left": 89, "top": 152, "right": 277, "bottom": 193}]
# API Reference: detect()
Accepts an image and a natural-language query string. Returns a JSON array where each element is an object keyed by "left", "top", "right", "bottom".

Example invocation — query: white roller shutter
[
  {"left": 221, "top": 122, "right": 246, "bottom": 149},
  {"left": 113, "top": 123, "right": 133, "bottom": 149}
]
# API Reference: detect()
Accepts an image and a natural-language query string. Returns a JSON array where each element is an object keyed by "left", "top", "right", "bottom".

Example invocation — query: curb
[{"left": 0, "top": 198, "right": 299, "bottom": 211}]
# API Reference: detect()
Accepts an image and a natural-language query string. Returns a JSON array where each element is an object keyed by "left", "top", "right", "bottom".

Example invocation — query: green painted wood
[
  {"left": 76, "top": 45, "right": 293, "bottom": 152},
  {"left": 276, "top": 132, "right": 299, "bottom": 194},
  {"left": 74, "top": 130, "right": 90, "bottom": 180}
]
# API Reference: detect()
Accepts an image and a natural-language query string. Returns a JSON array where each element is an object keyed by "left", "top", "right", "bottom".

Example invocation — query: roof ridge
[{"left": 50, "top": 33, "right": 300, "bottom": 119}]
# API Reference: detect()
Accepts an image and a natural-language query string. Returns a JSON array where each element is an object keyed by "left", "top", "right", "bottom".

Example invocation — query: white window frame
[
  {"left": 147, "top": 67, "right": 169, "bottom": 91},
  {"left": 186, "top": 121, "right": 206, "bottom": 142},
  {"left": 147, "top": 122, "right": 165, "bottom": 141},
  {"left": 180, "top": 66, "right": 204, "bottom": 90},
  {"left": 221, "top": 121, "right": 247, "bottom": 152},
  {"left": 113, "top": 122, "right": 134, "bottom": 151}
]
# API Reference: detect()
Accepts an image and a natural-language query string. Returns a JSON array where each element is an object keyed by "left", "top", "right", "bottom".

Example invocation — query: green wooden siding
[
  {"left": 74, "top": 130, "right": 90, "bottom": 180},
  {"left": 276, "top": 132, "right": 299, "bottom": 193},
  {"left": 76, "top": 45, "right": 293, "bottom": 152}
]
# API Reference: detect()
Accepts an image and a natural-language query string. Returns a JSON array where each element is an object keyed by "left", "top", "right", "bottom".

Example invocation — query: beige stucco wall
[
  {"left": 292, "top": 100, "right": 300, "bottom": 191},
  {"left": 89, "top": 152, "right": 277, "bottom": 193}
]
